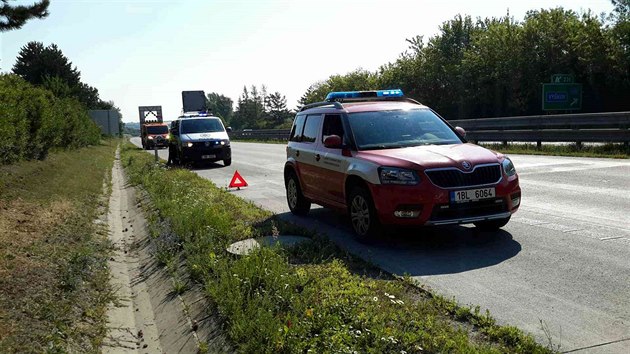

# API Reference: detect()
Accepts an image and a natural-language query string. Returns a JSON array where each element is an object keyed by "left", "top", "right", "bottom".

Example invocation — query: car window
[
  {"left": 348, "top": 108, "right": 462, "bottom": 150},
  {"left": 180, "top": 119, "right": 224, "bottom": 134},
  {"left": 289, "top": 115, "right": 306, "bottom": 142},
  {"left": 321, "top": 114, "right": 343, "bottom": 142},
  {"left": 302, "top": 114, "right": 322, "bottom": 143}
]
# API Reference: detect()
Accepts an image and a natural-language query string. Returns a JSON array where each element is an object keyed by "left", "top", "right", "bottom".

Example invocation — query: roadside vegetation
[
  {"left": 122, "top": 142, "right": 553, "bottom": 353},
  {"left": 1, "top": 38, "right": 123, "bottom": 166},
  {"left": 0, "top": 74, "right": 102, "bottom": 164},
  {"left": 0, "top": 142, "right": 117, "bottom": 353},
  {"left": 482, "top": 143, "right": 629, "bottom": 159}
]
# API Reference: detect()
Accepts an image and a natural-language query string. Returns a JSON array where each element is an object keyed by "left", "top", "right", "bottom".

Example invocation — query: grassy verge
[
  {"left": 0, "top": 141, "right": 118, "bottom": 353},
  {"left": 479, "top": 142, "right": 629, "bottom": 158},
  {"left": 122, "top": 142, "right": 553, "bottom": 353}
]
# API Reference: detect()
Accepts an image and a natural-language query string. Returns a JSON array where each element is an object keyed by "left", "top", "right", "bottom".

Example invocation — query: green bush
[{"left": 0, "top": 74, "right": 100, "bottom": 165}]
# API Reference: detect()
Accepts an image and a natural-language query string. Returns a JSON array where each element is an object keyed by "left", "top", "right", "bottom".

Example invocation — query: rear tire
[
  {"left": 474, "top": 216, "right": 511, "bottom": 231},
  {"left": 347, "top": 186, "right": 381, "bottom": 241},
  {"left": 285, "top": 171, "right": 310, "bottom": 216},
  {"left": 223, "top": 158, "right": 232, "bottom": 166}
]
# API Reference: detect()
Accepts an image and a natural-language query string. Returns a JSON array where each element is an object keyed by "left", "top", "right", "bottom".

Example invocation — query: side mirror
[
  {"left": 455, "top": 126, "right": 466, "bottom": 138},
  {"left": 323, "top": 135, "right": 342, "bottom": 149},
  {"left": 226, "top": 127, "right": 232, "bottom": 133}
]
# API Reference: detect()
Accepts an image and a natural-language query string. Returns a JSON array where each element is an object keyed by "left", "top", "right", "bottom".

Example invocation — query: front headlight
[
  {"left": 185, "top": 142, "right": 194, "bottom": 148},
  {"left": 502, "top": 157, "right": 516, "bottom": 176},
  {"left": 148, "top": 136, "right": 154, "bottom": 140},
  {"left": 221, "top": 139, "right": 230, "bottom": 146},
  {"left": 378, "top": 167, "right": 420, "bottom": 185}
]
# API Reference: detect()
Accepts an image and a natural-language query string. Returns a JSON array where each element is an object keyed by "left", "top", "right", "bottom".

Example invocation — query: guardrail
[
  {"left": 449, "top": 112, "right": 629, "bottom": 145},
  {"left": 228, "top": 112, "right": 630, "bottom": 146},
  {"left": 230, "top": 129, "right": 291, "bottom": 140}
]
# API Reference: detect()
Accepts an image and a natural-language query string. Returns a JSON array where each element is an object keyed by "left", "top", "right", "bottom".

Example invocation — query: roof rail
[{"left": 299, "top": 101, "right": 343, "bottom": 112}]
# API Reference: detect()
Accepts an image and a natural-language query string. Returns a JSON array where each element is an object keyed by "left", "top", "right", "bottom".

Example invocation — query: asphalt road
[{"left": 132, "top": 138, "right": 630, "bottom": 353}]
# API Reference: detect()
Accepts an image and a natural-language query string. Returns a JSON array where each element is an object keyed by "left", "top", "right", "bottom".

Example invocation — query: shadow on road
[
  {"left": 277, "top": 208, "right": 522, "bottom": 277},
  {"left": 183, "top": 162, "right": 227, "bottom": 171}
]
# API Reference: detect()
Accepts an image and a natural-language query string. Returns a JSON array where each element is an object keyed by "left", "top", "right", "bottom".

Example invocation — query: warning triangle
[{"left": 229, "top": 170, "right": 248, "bottom": 188}]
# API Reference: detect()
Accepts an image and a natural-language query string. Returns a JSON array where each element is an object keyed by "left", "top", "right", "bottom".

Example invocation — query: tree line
[
  {"left": 300, "top": 3, "right": 630, "bottom": 120},
  {"left": 205, "top": 85, "right": 294, "bottom": 130}
]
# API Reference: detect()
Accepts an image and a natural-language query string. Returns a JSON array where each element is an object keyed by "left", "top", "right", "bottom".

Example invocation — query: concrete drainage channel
[{"left": 103, "top": 148, "right": 231, "bottom": 353}]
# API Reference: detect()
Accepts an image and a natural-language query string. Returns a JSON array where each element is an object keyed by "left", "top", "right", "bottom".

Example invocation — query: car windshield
[
  {"left": 180, "top": 119, "right": 224, "bottom": 134},
  {"left": 347, "top": 108, "right": 462, "bottom": 150},
  {"left": 146, "top": 126, "right": 168, "bottom": 134}
]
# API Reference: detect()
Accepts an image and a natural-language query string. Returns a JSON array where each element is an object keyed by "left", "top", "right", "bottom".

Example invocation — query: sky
[{"left": 1, "top": 0, "right": 615, "bottom": 123}]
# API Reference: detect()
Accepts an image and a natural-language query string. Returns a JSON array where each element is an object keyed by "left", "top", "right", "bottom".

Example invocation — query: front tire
[
  {"left": 285, "top": 171, "right": 310, "bottom": 216},
  {"left": 348, "top": 186, "right": 381, "bottom": 241},
  {"left": 474, "top": 216, "right": 511, "bottom": 231},
  {"left": 223, "top": 158, "right": 232, "bottom": 166}
]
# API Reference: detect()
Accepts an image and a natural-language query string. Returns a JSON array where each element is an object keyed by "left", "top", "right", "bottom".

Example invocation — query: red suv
[{"left": 284, "top": 90, "right": 521, "bottom": 239}]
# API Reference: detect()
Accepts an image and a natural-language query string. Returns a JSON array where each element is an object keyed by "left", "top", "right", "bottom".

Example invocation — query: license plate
[
  {"left": 201, "top": 154, "right": 216, "bottom": 159},
  {"left": 451, "top": 187, "right": 495, "bottom": 203}
]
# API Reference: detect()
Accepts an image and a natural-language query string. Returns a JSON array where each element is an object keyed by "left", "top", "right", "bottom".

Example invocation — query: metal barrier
[
  {"left": 228, "top": 112, "right": 630, "bottom": 144},
  {"left": 230, "top": 129, "right": 291, "bottom": 140},
  {"left": 449, "top": 112, "right": 630, "bottom": 144}
]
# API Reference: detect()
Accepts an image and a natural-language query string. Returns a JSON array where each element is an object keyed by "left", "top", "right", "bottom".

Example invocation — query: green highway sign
[
  {"left": 551, "top": 74, "right": 575, "bottom": 83},
  {"left": 542, "top": 83, "right": 582, "bottom": 111}
]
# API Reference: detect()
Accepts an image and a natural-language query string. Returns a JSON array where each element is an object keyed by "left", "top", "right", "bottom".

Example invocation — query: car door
[
  {"left": 289, "top": 114, "right": 323, "bottom": 198},
  {"left": 316, "top": 114, "right": 349, "bottom": 205}
]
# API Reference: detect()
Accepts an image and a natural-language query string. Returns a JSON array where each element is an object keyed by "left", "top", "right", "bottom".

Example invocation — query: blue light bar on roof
[{"left": 325, "top": 89, "right": 404, "bottom": 101}]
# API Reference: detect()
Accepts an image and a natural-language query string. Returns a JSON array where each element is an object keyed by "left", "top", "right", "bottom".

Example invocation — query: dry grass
[{"left": 0, "top": 141, "right": 117, "bottom": 353}]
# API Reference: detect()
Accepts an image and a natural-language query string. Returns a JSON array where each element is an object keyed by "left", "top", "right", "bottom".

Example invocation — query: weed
[{"left": 172, "top": 274, "right": 188, "bottom": 295}]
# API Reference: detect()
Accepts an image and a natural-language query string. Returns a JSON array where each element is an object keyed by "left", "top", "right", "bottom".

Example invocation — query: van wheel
[
  {"left": 286, "top": 171, "right": 310, "bottom": 215},
  {"left": 474, "top": 216, "right": 511, "bottom": 231},
  {"left": 223, "top": 158, "right": 232, "bottom": 166},
  {"left": 348, "top": 186, "right": 381, "bottom": 241}
]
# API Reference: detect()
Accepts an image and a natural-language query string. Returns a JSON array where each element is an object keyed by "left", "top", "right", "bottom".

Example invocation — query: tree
[
  {"left": 298, "top": 69, "right": 379, "bottom": 106},
  {"left": 12, "top": 41, "right": 114, "bottom": 109},
  {"left": 266, "top": 91, "right": 291, "bottom": 127},
  {"left": 0, "top": 0, "right": 49, "bottom": 32},
  {"left": 611, "top": 0, "right": 629, "bottom": 18},
  {"left": 206, "top": 92, "right": 233, "bottom": 124},
  {"left": 13, "top": 42, "right": 81, "bottom": 87}
]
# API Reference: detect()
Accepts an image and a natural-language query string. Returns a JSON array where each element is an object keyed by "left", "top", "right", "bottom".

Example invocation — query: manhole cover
[{"left": 226, "top": 235, "right": 310, "bottom": 256}]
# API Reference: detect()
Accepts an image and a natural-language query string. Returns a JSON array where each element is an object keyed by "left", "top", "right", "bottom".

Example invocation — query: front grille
[
  {"left": 192, "top": 140, "right": 222, "bottom": 148},
  {"left": 430, "top": 198, "right": 507, "bottom": 221},
  {"left": 425, "top": 164, "right": 501, "bottom": 188}
]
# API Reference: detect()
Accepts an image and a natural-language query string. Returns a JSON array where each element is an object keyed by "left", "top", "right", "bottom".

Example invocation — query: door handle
[{"left": 315, "top": 154, "right": 321, "bottom": 161}]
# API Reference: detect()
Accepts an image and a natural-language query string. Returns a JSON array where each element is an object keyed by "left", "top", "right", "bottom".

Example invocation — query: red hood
[{"left": 355, "top": 143, "right": 503, "bottom": 170}]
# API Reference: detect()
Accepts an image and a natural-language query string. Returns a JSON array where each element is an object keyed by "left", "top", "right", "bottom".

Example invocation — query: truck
[{"left": 138, "top": 106, "right": 169, "bottom": 150}]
